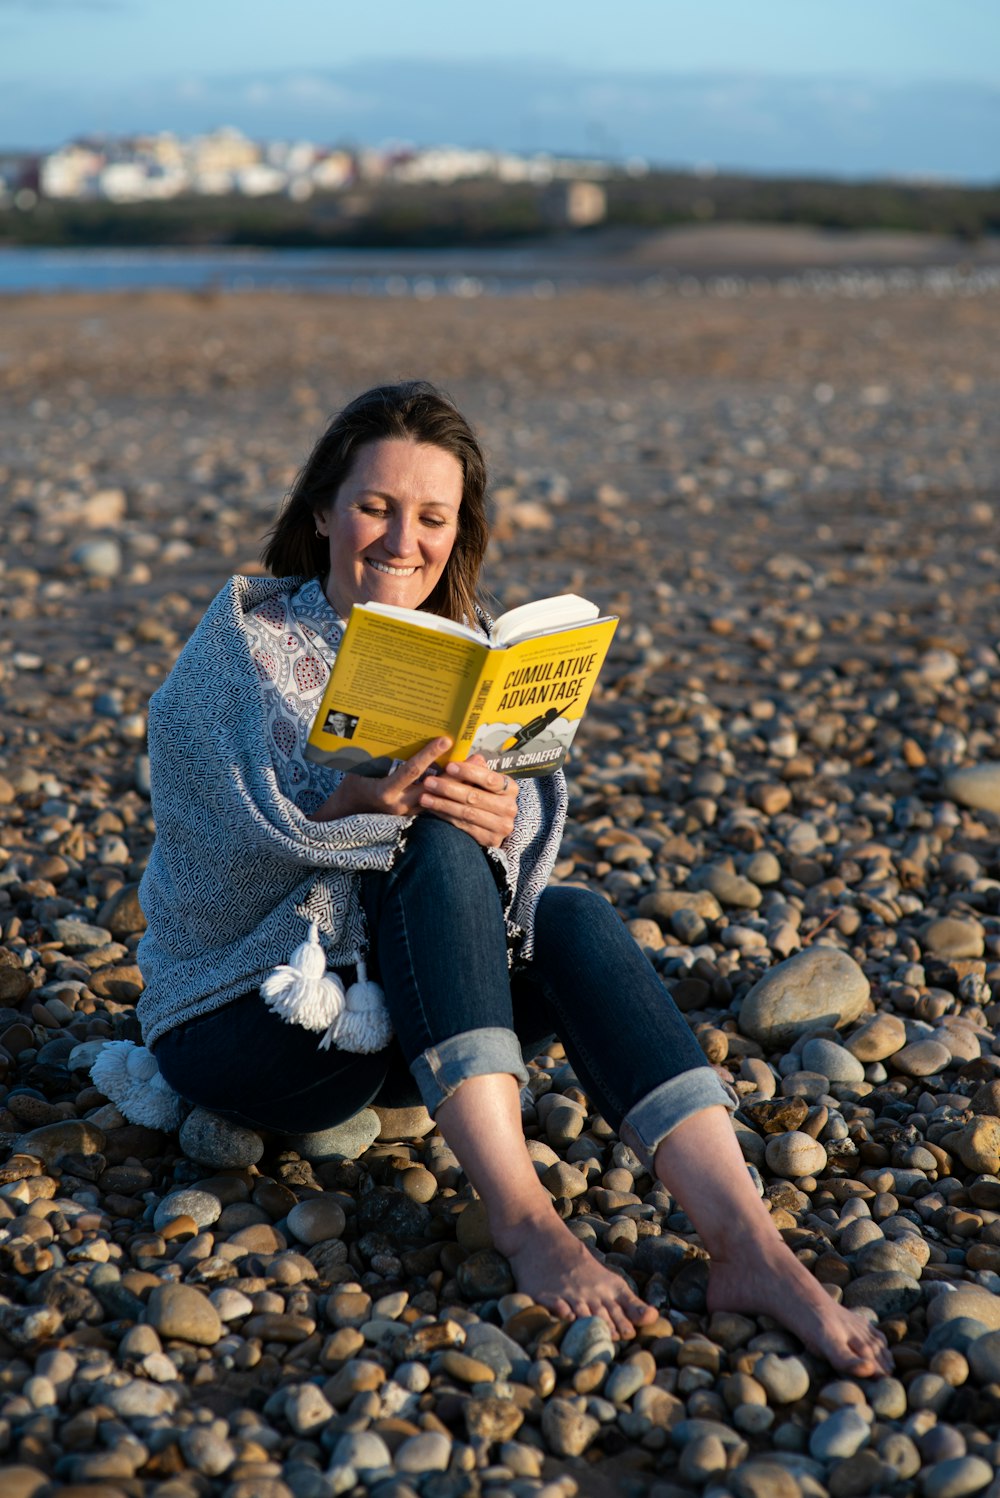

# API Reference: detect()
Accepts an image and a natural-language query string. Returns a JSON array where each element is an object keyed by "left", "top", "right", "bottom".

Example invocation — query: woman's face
[{"left": 316, "top": 438, "right": 463, "bottom": 616}]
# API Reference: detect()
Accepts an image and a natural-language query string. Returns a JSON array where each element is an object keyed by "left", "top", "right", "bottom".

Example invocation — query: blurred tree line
[{"left": 2, "top": 170, "right": 998, "bottom": 249}]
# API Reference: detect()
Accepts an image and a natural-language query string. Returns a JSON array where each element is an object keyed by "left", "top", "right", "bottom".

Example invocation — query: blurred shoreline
[{"left": 3, "top": 223, "right": 1000, "bottom": 297}]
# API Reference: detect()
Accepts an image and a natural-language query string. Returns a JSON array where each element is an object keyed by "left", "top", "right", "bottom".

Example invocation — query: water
[
  {"left": 4, "top": 244, "right": 999, "bottom": 301},
  {"left": 0, "top": 245, "right": 599, "bottom": 297}
]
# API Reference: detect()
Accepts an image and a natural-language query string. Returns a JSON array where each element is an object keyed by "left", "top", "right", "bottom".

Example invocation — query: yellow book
[{"left": 306, "top": 595, "right": 618, "bottom": 778}]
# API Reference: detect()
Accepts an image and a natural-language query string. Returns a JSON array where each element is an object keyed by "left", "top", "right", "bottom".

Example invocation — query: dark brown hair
[{"left": 262, "top": 381, "right": 489, "bottom": 623}]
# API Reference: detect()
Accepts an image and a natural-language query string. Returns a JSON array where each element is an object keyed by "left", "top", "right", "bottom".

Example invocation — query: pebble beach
[{"left": 1, "top": 263, "right": 1000, "bottom": 1498}]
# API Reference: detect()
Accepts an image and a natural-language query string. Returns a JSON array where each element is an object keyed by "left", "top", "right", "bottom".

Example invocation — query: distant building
[
  {"left": 310, "top": 150, "right": 354, "bottom": 191},
  {"left": 234, "top": 163, "right": 287, "bottom": 197},
  {"left": 543, "top": 180, "right": 608, "bottom": 228},
  {"left": 31, "top": 128, "right": 617, "bottom": 207},
  {"left": 41, "top": 143, "right": 103, "bottom": 199},
  {"left": 190, "top": 127, "right": 260, "bottom": 176}
]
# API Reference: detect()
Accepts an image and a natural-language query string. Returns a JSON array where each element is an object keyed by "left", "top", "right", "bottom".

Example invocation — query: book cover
[{"left": 305, "top": 606, "right": 617, "bottom": 778}]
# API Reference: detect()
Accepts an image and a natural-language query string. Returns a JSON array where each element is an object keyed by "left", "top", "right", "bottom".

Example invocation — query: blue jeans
[{"left": 155, "top": 817, "right": 731, "bottom": 1165}]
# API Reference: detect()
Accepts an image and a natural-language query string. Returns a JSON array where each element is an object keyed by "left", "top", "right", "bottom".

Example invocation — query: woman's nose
[{"left": 386, "top": 513, "right": 417, "bottom": 555}]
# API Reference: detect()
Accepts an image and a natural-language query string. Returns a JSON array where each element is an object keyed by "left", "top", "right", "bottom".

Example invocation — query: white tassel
[
  {"left": 262, "top": 921, "right": 346, "bottom": 1032},
  {"left": 90, "top": 1040, "right": 188, "bottom": 1132},
  {"left": 325, "top": 951, "right": 393, "bottom": 1055}
]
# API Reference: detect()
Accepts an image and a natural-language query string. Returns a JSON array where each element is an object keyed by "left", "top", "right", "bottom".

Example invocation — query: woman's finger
[
  {"left": 443, "top": 757, "right": 517, "bottom": 797},
  {"left": 391, "top": 737, "right": 452, "bottom": 791},
  {"left": 418, "top": 789, "right": 515, "bottom": 844},
  {"left": 422, "top": 773, "right": 517, "bottom": 817},
  {"left": 419, "top": 786, "right": 513, "bottom": 828}
]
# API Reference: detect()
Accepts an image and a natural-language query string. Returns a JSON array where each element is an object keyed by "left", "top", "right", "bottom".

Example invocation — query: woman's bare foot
[
  {"left": 495, "top": 1209, "right": 658, "bottom": 1341},
  {"left": 708, "top": 1236, "right": 893, "bottom": 1377}
]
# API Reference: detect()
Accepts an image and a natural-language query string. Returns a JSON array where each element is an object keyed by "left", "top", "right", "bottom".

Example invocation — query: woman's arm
[
  {"left": 308, "top": 737, "right": 449, "bottom": 823},
  {"left": 310, "top": 740, "right": 519, "bottom": 849}
]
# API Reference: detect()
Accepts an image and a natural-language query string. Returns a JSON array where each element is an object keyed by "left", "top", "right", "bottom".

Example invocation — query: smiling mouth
[{"left": 367, "top": 559, "right": 418, "bottom": 577}]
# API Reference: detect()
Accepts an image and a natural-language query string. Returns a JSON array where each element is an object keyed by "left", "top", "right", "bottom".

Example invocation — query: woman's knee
[
  {"left": 534, "top": 884, "right": 621, "bottom": 945},
  {"left": 396, "top": 815, "right": 500, "bottom": 903}
]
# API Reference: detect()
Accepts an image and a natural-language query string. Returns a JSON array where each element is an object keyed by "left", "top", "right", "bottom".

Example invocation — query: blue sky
[{"left": 2, "top": 0, "right": 998, "bottom": 179}]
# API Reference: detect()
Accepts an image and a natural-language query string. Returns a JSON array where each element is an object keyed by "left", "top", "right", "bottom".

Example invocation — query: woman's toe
[{"left": 607, "top": 1302, "right": 637, "bottom": 1340}]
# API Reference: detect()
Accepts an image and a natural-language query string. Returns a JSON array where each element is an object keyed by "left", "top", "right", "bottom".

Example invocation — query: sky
[{"left": 2, "top": 0, "right": 998, "bottom": 180}]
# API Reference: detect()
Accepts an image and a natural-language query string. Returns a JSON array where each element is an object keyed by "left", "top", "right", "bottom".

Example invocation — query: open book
[{"left": 305, "top": 594, "right": 618, "bottom": 778}]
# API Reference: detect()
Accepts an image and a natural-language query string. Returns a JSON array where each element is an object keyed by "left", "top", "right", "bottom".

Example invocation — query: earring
[{"left": 315, "top": 528, "right": 322, "bottom": 538}]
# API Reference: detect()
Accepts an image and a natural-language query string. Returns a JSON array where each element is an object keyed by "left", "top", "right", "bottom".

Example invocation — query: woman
[{"left": 135, "top": 381, "right": 889, "bottom": 1371}]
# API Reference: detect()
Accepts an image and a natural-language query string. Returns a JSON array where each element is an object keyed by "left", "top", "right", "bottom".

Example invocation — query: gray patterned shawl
[{"left": 137, "top": 575, "right": 567, "bottom": 1049}]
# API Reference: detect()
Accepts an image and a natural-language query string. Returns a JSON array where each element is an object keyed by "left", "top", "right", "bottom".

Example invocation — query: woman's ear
[{"left": 314, "top": 510, "right": 329, "bottom": 538}]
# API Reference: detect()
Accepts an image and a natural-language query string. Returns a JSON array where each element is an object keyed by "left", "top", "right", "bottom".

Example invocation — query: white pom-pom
[
  {"left": 262, "top": 921, "right": 346, "bottom": 1031},
  {"left": 90, "top": 1040, "right": 188, "bottom": 1132},
  {"left": 126, "top": 1046, "right": 160, "bottom": 1084},
  {"left": 91, "top": 1038, "right": 136, "bottom": 1101},
  {"left": 327, "top": 953, "right": 393, "bottom": 1055}
]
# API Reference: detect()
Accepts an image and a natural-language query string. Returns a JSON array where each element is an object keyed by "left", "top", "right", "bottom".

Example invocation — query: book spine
[{"left": 454, "top": 666, "right": 500, "bottom": 752}]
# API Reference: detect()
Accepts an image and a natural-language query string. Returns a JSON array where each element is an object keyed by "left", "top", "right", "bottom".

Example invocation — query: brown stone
[
  {"left": 970, "top": 1082, "right": 1000, "bottom": 1117},
  {"left": 372, "top": 1103, "right": 435, "bottom": 1140},
  {"left": 87, "top": 964, "right": 144, "bottom": 1002},
  {"left": 241, "top": 1313, "right": 315, "bottom": 1343},
  {"left": 740, "top": 1097, "right": 810, "bottom": 1135},
  {"left": 464, "top": 1396, "right": 524, "bottom": 1443},
  {"left": 98, "top": 883, "right": 147, "bottom": 938},
  {"left": 504, "top": 1305, "right": 562, "bottom": 1345},
  {"left": 0, "top": 951, "right": 32, "bottom": 1004},
  {"left": 440, "top": 1350, "right": 496, "bottom": 1385},
  {"left": 455, "top": 1199, "right": 493, "bottom": 1252},
  {"left": 146, "top": 1283, "right": 222, "bottom": 1346},
  {"left": 0, "top": 1153, "right": 43, "bottom": 1185},
  {"left": 954, "top": 1117, "right": 1000, "bottom": 1175},
  {"left": 637, "top": 889, "right": 723, "bottom": 925}
]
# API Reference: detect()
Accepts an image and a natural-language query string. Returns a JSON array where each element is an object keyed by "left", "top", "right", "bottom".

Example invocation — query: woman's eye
[
  {"left": 423, "top": 516, "right": 447, "bottom": 528},
  {"left": 361, "top": 506, "right": 388, "bottom": 517}
]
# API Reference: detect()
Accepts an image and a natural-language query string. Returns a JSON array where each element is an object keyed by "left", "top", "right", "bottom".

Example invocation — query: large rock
[
  {"left": 637, "top": 889, "right": 723, "bottom": 924},
  {"left": 689, "top": 864, "right": 762, "bottom": 910},
  {"left": 846, "top": 1013, "right": 907, "bottom": 1062},
  {"left": 372, "top": 1104, "right": 435, "bottom": 1140},
  {"left": 98, "top": 884, "right": 147, "bottom": 939},
  {"left": 153, "top": 1188, "right": 222, "bottom": 1231},
  {"left": 0, "top": 950, "right": 32, "bottom": 1004},
  {"left": 842, "top": 1272, "right": 921, "bottom": 1318},
  {"left": 801, "top": 1037, "right": 866, "bottom": 1083},
  {"left": 944, "top": 765, "right": 1000, "bottom": 817},
  {"left": 738, "top": 948, "right": 869, "bottom": 1050},
  {"left": 179, "top": 1108, "right": 264, "bottom": 1169},
  {"left": 146, "top": 1284, "right": 222, "bottom": 1346},
  {"left": 764, "top": 1131, "right": 827, "bottom": 1180},
  {"left": 287, "top": 1195, "right": 347, "bottom": 1245},
  {"left": 541, "top": 1397, "right": 600, "bottom": 1457},
  {"left": 922, "top": 917, "right": 985, "bottom": 959},
  {"left": 954, "top": 1118, "right": 1000, "bottom": 1175},
  {"left": 927, "top": 1288, "right": 1000, "bottom": 1332},
  {"left": 291, "top": 1110, "right": 380, "bottom": 1160},
  {"left": 13, "top": 1120, "right": 106, "bottom": 1167}
]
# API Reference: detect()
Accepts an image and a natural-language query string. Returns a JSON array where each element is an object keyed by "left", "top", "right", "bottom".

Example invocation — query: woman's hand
[
  {"left": 309, "top": 738, "right": 453, "bottom": 822},
  {"left": 418, "top": 754, "right": 520, "bottom": 849}
]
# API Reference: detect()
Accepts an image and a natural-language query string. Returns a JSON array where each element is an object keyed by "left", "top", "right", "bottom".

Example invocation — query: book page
[
  {"left": 462, "top": 616, "right": 618, "bottom": 776},
  {"left": 492, "top": 593, "right": 599, "bottom": 648},
  {"left": 306, "top": 610, "right": 486, "bottom": 771}
]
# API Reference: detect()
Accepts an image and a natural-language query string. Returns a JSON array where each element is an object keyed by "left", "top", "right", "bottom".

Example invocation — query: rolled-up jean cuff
[
  {"left": 411, "top": 1027, "right": 531, "bottom": 1116},
  {"left": 618, "top": 1067, "right": 737, "bottom": 1172}
]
